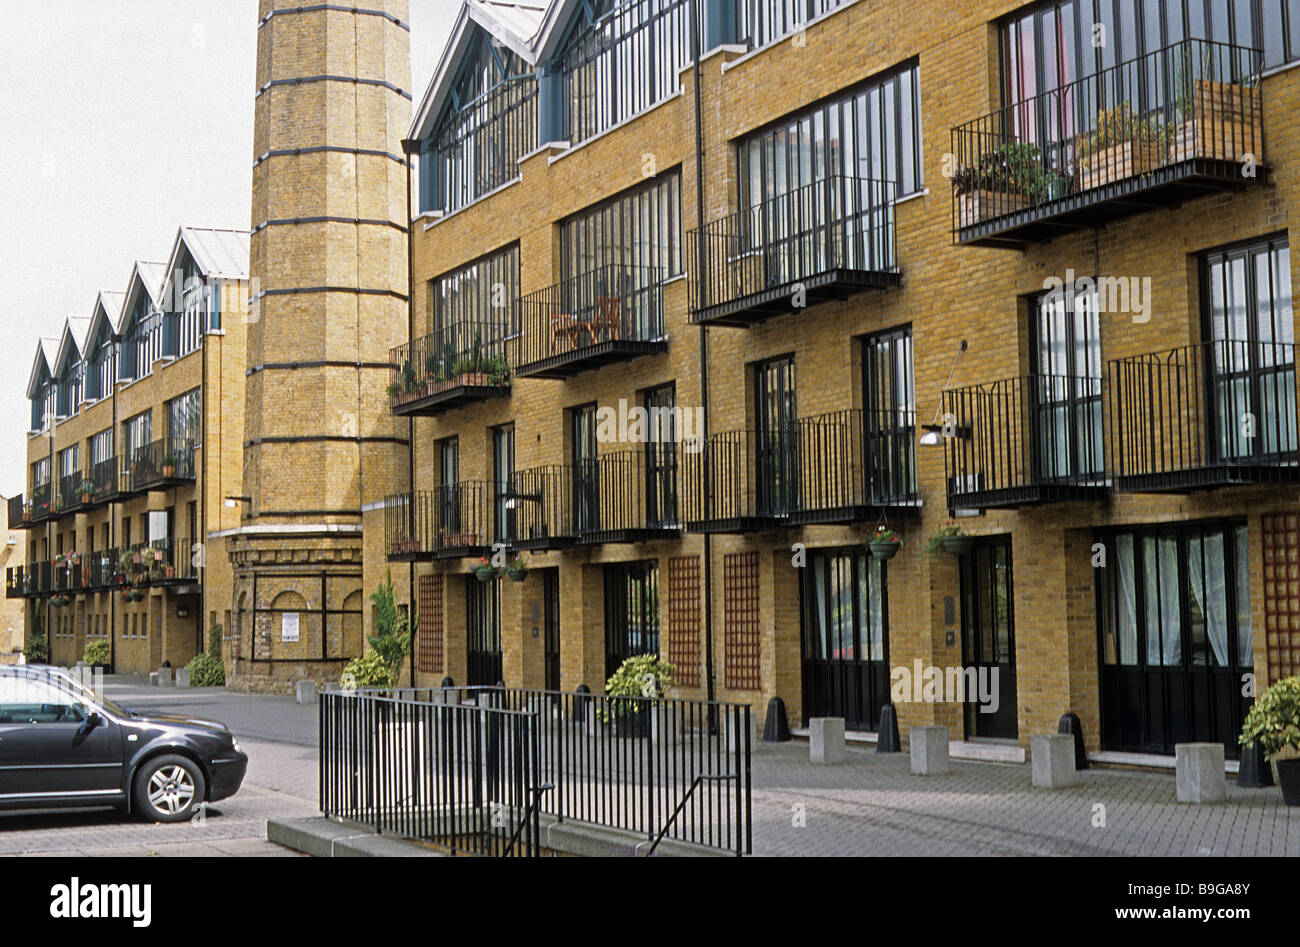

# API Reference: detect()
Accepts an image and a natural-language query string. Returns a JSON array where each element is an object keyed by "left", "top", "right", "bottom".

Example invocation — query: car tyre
[{"left": 134, "top": 754, "right": 206, "bottom": 823}]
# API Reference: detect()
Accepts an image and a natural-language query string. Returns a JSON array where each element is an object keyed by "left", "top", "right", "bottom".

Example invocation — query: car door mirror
[{"left": 77, "top": 712, "right": 102, "bottom": 736}]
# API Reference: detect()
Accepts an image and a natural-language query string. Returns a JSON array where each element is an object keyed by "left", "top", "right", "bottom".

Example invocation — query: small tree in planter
[
  {"left": 1240, "top": 677, "right": 1300, "bottom": 806},
  {"left": 79, "top": 479, "right": 95, "bottom": 504},
  {"left": 926, "top": 522, "right": 972, "bottom": 558},
  {"left": 161, "top": 453, "right": 177, "bottom": 479},
  {"left": 601, "top": 654, "right": 676, "bottom": 738},
  {"left": 953, "top": 141, "right": 1067, "bottom": 228},
  {"left": 24, "top": 614, "right": 49, "bottom": 664},
  {"left": 83, "top": 639, "right": 111, "bottom": 671},
  {"left": 365, "top": 569, "right": 415, "bottom": 686}
]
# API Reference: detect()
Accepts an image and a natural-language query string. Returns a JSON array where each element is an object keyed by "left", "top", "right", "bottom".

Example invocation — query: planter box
[
  {"left": 1168, "top": 82, "right": 1263, "bottom": 164},
  {"left": 441, "top": 532, "right": 479, "bottom": 548},
  {"left": 1078, "top": 139, "right": 1164, "bottom": 191},
  {"left": 956, "top": 189, "right": 1030, "bottom": 229}
]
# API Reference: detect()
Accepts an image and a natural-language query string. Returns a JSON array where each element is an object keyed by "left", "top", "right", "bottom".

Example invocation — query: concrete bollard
[
  {"left": 175, "top": 668, "right": 191, "bottom": 689},
  {"left": 1031, "top": 733, "right": 1079, "bottom": 788},
  {"left": 296, "top": 681, "right": 317, "bottom": 705},
  {"left": 809, "top": 717, "right": 847, "bottom": 765},
  {"left": 909, "top": 726, "right": 951, "bottom": 775},
  {"left": 156, "top": 668, "right": 173, "bottom": 688},
  {"left": 1176, "top": 743, "right": 1227, "bottom": 804},
  {"left": 149, "top": 672, "right": 159, "bottom": 687}
]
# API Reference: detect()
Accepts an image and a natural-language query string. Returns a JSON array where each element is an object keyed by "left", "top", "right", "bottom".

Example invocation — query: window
[
  {"left": 466, "top": 575, "right": 502, "bottom": 686},
  {"left": 427, "top": 244, "right": 518, "bottom": 359},
  {"left": 0, "top": 677, "right": 87, "bottom": 724},
  {"left": 57, "top": 360, "right": 84, "bottom": 417},
  {"left": 644, "top": 384, "right": 678, "bottom": 527},
  {"left": 32, "top": 458, "right": 50, "bottom": 490},
  {"left": 176, "top": 254, "right": 207, "bottom": 356},
  {"left": 560, "top": 0, "right": 691, "bottom": 146},
  {"left": 167, "top": 389, "right": 202, "bottom": 447},
  {"left": 737, "top": 0, "right": 854, "bottom": 50},
  {"left": 862, "top": 326, "right": 917, "bottom": 501},
  {"left": 90, "top": 429, "right": 113, "bottom": 467},
  {"left": 89, "top": 337, "right": 115, "bottom": 401},
  {"left": 1031, "top": 282, "right": 1104, "bottom": 480},
  {"left": 755, "top": 356, "right": 797, "bottom": 516},
  {"left": 125, "top": 411, "right": 153, "bottom": 462},
  {"left": 429, "top": 31, "right": 537, "bottom": 214},
  {"left": 438, "top": 438, "right": 460, "bottom": 535},
  {"left": 739, "top": 62, "right": 923, "bottom": 205},
  {"left": 1003, "top": 0, "right": 1300, "bottom": 110},
  {"left": 1202, "top": 236, "right": 1296, "bottom": 462},
  {"left": 561, "top": 170, "right": 682, "bottom": 283},
  {"left": 571, "top": 404, "right": 599, "bottom": 532},
  {"left": 604, "top": 560, "right": 660, "bottom": 676},
  {"left": 492, "top": 425, "right": 515, "bottom": 543}
]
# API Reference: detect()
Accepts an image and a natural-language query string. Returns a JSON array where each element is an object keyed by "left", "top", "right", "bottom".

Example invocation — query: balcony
[
  {"left": 574, "top": 449, "right": 680, "bottom": 545},
  {"left": 88, "top": 457, "right": 123, "bottom": 507},
  {"left": 8, "top": 495, "right": 28, "bottom": 531},
  {"left": 385, "top": 484, "right": 495, "bottom": 561},
  {"left": 951, "top": 39, "right": 1265, "bottom": 249},
  {"left": 943, "top": 374, "right": 1110, "bottom": 510},
  {"left": 388, "top": 323, "right": 510, "bottom": 417},
  {"left": 28, "top": 483, "right": 53, "bottom": 523},
  {"left": 128, "top": 438, "right": 196, "bottom": 493},
  {"left": 5, "top": 566, "right": 28, "bottom": 599},
  {"left": 689, "top": 176, "right": 900, "bottom": 327},
  {"left": 513, "top": 264, "right": 667, "bottom": 379},
  {"left": 507, "top": 466, "right": 575, "bottom": 552},
  {"left": 8, "top": 561, "right": 52, "bottom": 598},
  {"left": 1109, "top": 340, "right": 1300, "bottom": 492},
  {"left": 684, "top": 411, "right": 919, "bottom": 533},
  {"left": 58, "top": 471, "right": 89, "bottom": 516}
]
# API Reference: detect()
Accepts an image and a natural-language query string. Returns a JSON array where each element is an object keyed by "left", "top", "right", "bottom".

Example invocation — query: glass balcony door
[
  {"left": 756, "top": 356, "right": 797, "bottom": 517},
  {"left": 1032, "top": 283, "right": 1103, "bottom": 483}
]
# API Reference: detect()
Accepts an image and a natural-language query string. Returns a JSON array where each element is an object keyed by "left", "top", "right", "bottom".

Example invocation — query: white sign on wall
[{"left": 281, "top": 612, "right": 300, "bottom": 643}]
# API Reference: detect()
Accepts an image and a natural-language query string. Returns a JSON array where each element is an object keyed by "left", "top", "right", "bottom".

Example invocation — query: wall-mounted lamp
[
  {"left": 224, "top": 495, "right": 252, "bottom": 509},
  {"left": 919, "top": 339, "right": 970, "bottom": 447}
]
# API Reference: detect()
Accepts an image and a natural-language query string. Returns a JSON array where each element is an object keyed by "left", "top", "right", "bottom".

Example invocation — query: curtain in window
[
  {"left": 1188, "top": 531, "right": 1230, "bottom": 666},
  {"left": 1115, "top": 533, "right": 1138, "bottom": 664}
]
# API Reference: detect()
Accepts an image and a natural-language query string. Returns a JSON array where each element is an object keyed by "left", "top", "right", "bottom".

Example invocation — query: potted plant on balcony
[
  {"left": 161, "top": 453, "right": 177, "bottom": 479},
  {"left": 472, "top": 557, "right": 499, "bottom": 583},
  {"left": 602, "top": 654, "right": 675, "bottom": 739},
  {"left": 1167, "top": 48, "right": 1263, "bottom": 164},
  {"left": 868, "top": 527, "right": 903, "bottom": 561},
  {"left": 504, "top": 555, "right": 529, "bottom": 582},
  {"left": 1076, "top": 102, "right": 1170, "bottom": 191},
  {"left": 79, "top": 479, "right": 95, "bottom": 504},
  {"left": 1240, "top": 676, "right": 1300, "bottom": 806},
  {"left": 953, "top": 142, "right": 1060, "bottom": 228},
  {"left": 50, "top": 594, "right": 71, "bottom": 608},
  {"left": 83, "top": 639, "right": 111, "bottom": 672},
  {"left": 927, "top": 521, "right": 973, "bottom": 558}
]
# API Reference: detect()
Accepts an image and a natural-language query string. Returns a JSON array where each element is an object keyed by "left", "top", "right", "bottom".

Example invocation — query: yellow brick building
[
  {"left": 8, "top": 228, "right": 250, "bottom": 676},
  {"left": 377, "top": 0, "right": 1300, "bottom": 762}
]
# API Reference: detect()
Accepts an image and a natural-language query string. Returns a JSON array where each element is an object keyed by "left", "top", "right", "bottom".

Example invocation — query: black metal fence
[
  {"left": 320, "top": 690, "right": 544, "bottom": 857},
  {"left": 944, "top": 374, "right": 1106, "bottom": 508},
  {"left": 1109, "top": 339, "right": 1299, "bottom": 488},
  {"left": 513, "top": 264, "right": 665, "bottom": 376},
  {"left": 388, "top": 320, "right": 511, "bottom": 412},
  {"left": 951, "top": 38, "right": 1263, "bottom": 237},
  {"left": 326, "top": 686, "right": 752, "bottom": 856},
  {"left": 385, "top": 484, "right": 496, "bottom": 560},
  {"left": 89, "top": 456, "right": 120, "bottom": 504},
  {"left": 129, "top": 438, "right": 195, "bottom": 491},
  {"left": 688, "top": 175, "right": 898, "bottom": 319}
]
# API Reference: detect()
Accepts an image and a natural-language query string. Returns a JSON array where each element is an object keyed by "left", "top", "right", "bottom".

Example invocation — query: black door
[
  {"left": 756, "top": 356, "right": 796, "bottom": 517},
  {"left": 643, "top": 385, "right": 677, "bottom": 528},
  {"left": 0, "top": 675, "right": 123, "bottom": 801},
  {"left": 604, "top": 562, "right": 659, "bottom": 679},
  {"left": 1097, "top": 523, "right": 1253, "bottom": 759},
  {"left": 801, "top": 549, "right": 890, "bottom": 732},
  {"left": 543, "top": 570, "right": 560, "bottom": 692},
  {"left": 572, "top": 404, "right": 599, "bottom": 534},
  {"left": 466, "top": 576, "right": 501, "bottom": 687},
  {"left": 960, "top": 538, "right": 1018, "bottom": 740}
]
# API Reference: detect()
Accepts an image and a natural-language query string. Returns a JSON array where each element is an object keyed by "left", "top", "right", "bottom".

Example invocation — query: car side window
[{"left": 0, "top": 677, "right": 87, "bottom": 725}]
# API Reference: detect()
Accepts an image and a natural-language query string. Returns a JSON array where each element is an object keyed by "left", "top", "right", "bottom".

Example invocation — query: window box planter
[
  {"left": 956, "top": 188, "right": 1030, "bottom": 228},
  {"left": 1078, "top": 138, "right": 1164, "bottom": 191},
  {"left": 1168, "top": 80, "right": 1262, "bottom": 164}
]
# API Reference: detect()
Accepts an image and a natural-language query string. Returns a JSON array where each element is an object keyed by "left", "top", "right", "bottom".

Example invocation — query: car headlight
[{"left": 232, "top": 740, "right": 242, "bottom": 754}]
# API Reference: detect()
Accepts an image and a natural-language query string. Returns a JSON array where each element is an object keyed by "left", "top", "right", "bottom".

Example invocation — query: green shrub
[
  {"left": 186, "top": 652, "right": 226, "bottom": 688},
  {"left": 83, "top": 639, "right": 111, "bottom": 666},
  {"left": 341, "top": 649, "right": 393, "bottom": 689},
  {"left": 1240, "top": 677, "right": 1300, "bottom": 760},
  {"left": 367, "top": 569, "right": 414, "bottom": 684},
  {"left": 601, "top": 654, "right": 675, "bottom": 722},
  {"left": 24, "top": 616, "right": 48, "bottom": 664}
]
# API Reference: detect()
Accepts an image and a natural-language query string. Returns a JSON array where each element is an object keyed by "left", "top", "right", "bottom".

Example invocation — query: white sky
[{"left": 0, "top": 0, "right": 461, "bottom": 495}]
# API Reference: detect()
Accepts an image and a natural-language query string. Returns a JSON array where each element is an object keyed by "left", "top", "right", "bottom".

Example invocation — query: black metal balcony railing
[
  {"left": 28, "top": 482, "right": 53, "bottom": 522},
  {"left": 689, "top": 175, "right": 900, "bottom": 327},
  {"left": 128, "top": 438, "right": 196, "bottom": 492},
  {"left": 83, "top": 548, "right": 121, "bottom": 591},
  {"left": 508, "top": 466, "right": 575, "bottom": 551},
  {"left": 943, "top": 374, "right": 1110, "bottom": 510},
  {"left": 389, "top": 321, "right": 511, "bottom": 417},
  {"left": 952, "top": 38, "right": 1265, "bottom": 248},
  {"left": 89, "top": 456, "right": 121, "bottom": 505},
  {"left": 7, "top": 495, "right": 26, "bottom": 531},
  {"left": 9, "top": 561, "right": 53, "bottom": 598},
  {"left": 386, "top": 484, "right": 495, "bottom": 561},
  {"left": 5, "top": 566, "right": 27, "bottom": 599},
  {"left": 574, "top": 449, "right": 681, "bottom": 545},
  {"left": 791, "top": 409, "right": 919, "bottom": 524},
  {"left": 58, "top": 471, "right": 88, "bottom": 514},
  {"left": 513, "top": 264, "right": 668, "bottom": 379},
  {"left": 1110, "top": 340, "right": 1300, "bottom": 492},
  {"left": 684, "top": 429, "right": 789, "bottom": 533}
]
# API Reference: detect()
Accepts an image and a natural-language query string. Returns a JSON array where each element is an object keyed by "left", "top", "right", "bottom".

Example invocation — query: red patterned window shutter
[
  {"left": 667, "top": 556, "right": 701, "bottom": 686},
  {"left": 723, "top": 552, "right": 760, "bottom": 690},
  {"left": 417, "top": 574, "right": 443, "bottom": 674}
]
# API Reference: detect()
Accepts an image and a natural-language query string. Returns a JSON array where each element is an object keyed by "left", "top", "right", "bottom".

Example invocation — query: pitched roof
[
  {"left": 26, "top": 338, "right": 57, "bottom": 399},
  {"left": 51, "top": 317, "right": 91, "bottom": 378},
  {"left": 117, "top": 261, "right": 167, "bottom": 337},
  {"left": 410, "top": 0, "right": 551, "bottom": 141},
  {"left": 162, "top": 227, "right": 251, "bottom": 285}
]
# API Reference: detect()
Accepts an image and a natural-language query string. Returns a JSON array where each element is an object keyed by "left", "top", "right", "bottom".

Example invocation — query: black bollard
[
  {"left": 877, "top": 703, "right": 901, "bottom": 753},
  {"left": 574, "top": 683, "right": 591, "bottom": 725},
  {"left": 440, "top": 676, "right": 454, "bottom": 688},
  {"left": 762, "top": 697, "right": 792, "bottom": 742},
  {"left": 1057, "top": 712, "right": 1088, "bottom": 770},
  {"left": 1237, "top": 741, "right": 1274, "bottom": 788}
]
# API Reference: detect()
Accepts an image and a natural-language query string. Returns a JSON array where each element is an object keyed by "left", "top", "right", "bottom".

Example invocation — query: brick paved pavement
[{"left": 749, "top": 742, "right": 1300, "bottom": 856}]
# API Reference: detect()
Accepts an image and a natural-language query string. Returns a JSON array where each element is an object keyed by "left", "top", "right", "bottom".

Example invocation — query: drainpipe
[
  {"left": 401, "top": 138, "right": 419, "bottom": 688},
  {"left": 690, "top": 0, "right": 716, "bottom": 710}
]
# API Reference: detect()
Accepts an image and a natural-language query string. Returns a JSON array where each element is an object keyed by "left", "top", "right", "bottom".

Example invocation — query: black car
[{"left": 0, "top": 665, "right": 247, "bottom": 822}]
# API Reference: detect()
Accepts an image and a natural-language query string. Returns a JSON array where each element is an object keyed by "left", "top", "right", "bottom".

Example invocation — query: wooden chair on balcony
[{"left": 549, "top": 296, "right": 621, "bottom": 352}]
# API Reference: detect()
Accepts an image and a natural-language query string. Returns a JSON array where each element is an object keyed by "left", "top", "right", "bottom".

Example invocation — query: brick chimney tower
[{"left": 229, "top": 0, "right": 411, "bottom": 690}]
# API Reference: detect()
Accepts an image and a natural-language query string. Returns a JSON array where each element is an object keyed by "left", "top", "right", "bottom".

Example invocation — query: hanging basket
[
  {"left": 505, "top": 567, "right": 528, "bottom": 583},
  {"left": 941, "top": 536, "right": 974, "bottom": 556},
  {"left": 472, "top": 566, "right": 498, "bottom": 584},
  {"left": 869, "top": 540, "right": 902, "bottom": 561}
]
